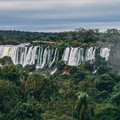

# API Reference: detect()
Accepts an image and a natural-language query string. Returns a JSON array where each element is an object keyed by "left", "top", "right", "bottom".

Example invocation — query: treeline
[
  {"left": 0, "top": 55, "right": 120, "bottom": 120},
  {"left": 0, "top": 28, "right": 120, "bottom": 46}
]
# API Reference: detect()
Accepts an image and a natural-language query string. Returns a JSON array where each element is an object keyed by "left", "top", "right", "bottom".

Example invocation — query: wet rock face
[{"left": 109, "top": 42, "right": 120, "bottom": 69}]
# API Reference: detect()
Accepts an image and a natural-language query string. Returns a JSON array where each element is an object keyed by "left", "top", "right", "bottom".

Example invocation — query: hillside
[{"left": 0, "top": 28, "right": 120, "bottom": 120}]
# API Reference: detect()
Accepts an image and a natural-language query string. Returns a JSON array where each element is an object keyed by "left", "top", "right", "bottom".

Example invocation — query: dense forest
[
  {"left": 0, "top": 28, "right": 120, "bottom": 120},
  {"left": 0, "top": 28, "right": 120, "bottom": 46}
]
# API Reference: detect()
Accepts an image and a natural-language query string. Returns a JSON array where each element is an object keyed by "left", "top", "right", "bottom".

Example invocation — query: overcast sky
[{"left": 0, "top": 0, "right": 120, "bottom": 32}]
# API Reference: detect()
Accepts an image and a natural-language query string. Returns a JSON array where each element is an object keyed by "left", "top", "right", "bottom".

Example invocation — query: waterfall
[
  {"left": 0, "top": 44, "right": 111, "bottom": 68},
  {"left": 100, "top": 47, "right": 110, "bottom": 60},
  {"left": 85, "top": 47, "right": 96, "bottom": 61},
  {"left": 0, "top": 45, "right": 59, "bottom": 69},
  {"left": 36, "top": 46, "right": 59, "bottom": 69},
  {"left": 62, "top": 47, "right": 71, "bottom": 62},
  {"left": 67, "top": 48, "right": 82, "bottom": 66},
  {"left": 62, "top": 46, "right": 96, "bottom": 66}
]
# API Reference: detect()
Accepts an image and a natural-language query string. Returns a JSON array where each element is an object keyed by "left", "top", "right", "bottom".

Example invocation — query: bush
[
  {"left": 56, "top": 60, "right": 65, "bottom": 73},
  {"left": 95, "top": 104, "right": 120, "bottom": 120},
  {"left": 96, "top": 74, "right": 114, "bottom": 92}
]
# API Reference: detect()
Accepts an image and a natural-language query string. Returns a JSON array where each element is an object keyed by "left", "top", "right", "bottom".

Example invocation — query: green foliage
[
  {"left": 93, "top": 55, "right": 114, "bottom": 75},
  {"left": 104, "top": 29, "right": 120, "bottom": 43},
  {"left": 27, "top": 73, "right": 58, "bottom": 102},
  {"left": 95, "top": 55, "right": 107, "bottom": 67},
  {"left": 107, "top": 71, "right": 120, "bottom": 82},
  {"left": 74, "top": 92, "right": 94, "bottom": 120},
  {"left": 21, "top": 70, "right": 29, "bottom": 81},
  {"left": 81, "top": 61, "right": 94, "bottom": 72},
  {"left": 95, "top": 104, "right": 120, "bottom": 120},
  {"left": 96, "top": 74, "right": 114, "bottom": 92},
  {"left": 0, "top": 56, "right": 13, "bottom": 65},
  {"left": 56, "top": 42, "right": 69, "bottom": 50},
  {"left": 0, "top": 80, "right": 19, "bottom": 119},
  {"left": 0, "top": 65, "right": 20, "bottom": 84},
  {"left": 56, "top": 60, "right": 65, "bottom": 73},
  {"left": 0, "top": 28, "right": 120, "bottom": 46},
  {"left": 64, "top": 90, "right": 77, "bottom": 120},
  {"left": 9, "top": 95, "right": 43, "bottom": 120},
  {"left": 70, "top": 67, "right": 87, "bottom": 85},
  {"left": 24, "top": 64, "right": 36, "bottom": 72},
  {"left": 111, "top": 93, "right": 120, "bottom": 106},
  {"left": 69, "top": 66, "right": 78, "bottom": 75},
  {"left": 0, "top": 36, "right": 120, "bottom": 120}
]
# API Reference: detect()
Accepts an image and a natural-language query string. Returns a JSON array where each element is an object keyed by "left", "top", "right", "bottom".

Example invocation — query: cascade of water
[
  {"left": 100, "top": 47, "right": 110, "bottom": 60},
  {"left": 0, "top": 46, "right": 4, "bottom": 58},
  {"left": 0, "top": 45, "right": 59, "bottom": 69},
  {"left": 85, "top": 47, "right": 96, "bottom": 61},
  {"left": 68, "top": 48, "right": 84, "bottom": 66},
  {"left": 50, "top": 68, "right": 57, "bottom": 75},
  {"left": 77, "top": 48, "right": 84, "bottom": 65},
  {"left": 49, "top": 48, "right": 59, "bottom": 67},
  {"left": 62, "top": 47, "right": 71, "bottom": 62},
  {"left": 62, "top": 47, "right": 95, "bottom": 66},
  {"left": 8, "top": 46, "right": 19, "bottom": 65},
  {"left": 36, "top": 47, "right": 59, "bottom": 69},
  {"left": 0, "top": 44, "right": 111, "bottom": 68}
]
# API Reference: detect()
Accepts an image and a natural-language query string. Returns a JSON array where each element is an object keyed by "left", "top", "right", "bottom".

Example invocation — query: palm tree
[{"left": 74, "top": 92, "right": 94, "bottom": 120}]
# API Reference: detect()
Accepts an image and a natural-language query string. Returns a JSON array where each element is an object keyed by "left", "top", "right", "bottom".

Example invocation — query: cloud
[
  {"left": 0, "top": 0, "right": 119, "bottom": 31},
  {"left": 0, "top": 0, "right": 120, "bottom": 10}
]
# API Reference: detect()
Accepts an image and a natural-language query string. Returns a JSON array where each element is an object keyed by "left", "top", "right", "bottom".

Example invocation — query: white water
[
  {"left": 50, "top": 68, "right": 57, "bottom": 75},
  {"left": 62, "top": 46, "right": 96, "bottom": 66},
  {"left": 0, "top": 44, "right": 110, "bottom": 68},
  {"left": 85, "top": 47, "right": 96, "bottom": 61},
  {"left": 100, "top": 47, "right": 110, "bottom": 60},
  {"left": 62, "top": 47, "right": 84, "bottom": 66},
  {"left": 0, "top": 44, "right": 59, "bottom": 68}
]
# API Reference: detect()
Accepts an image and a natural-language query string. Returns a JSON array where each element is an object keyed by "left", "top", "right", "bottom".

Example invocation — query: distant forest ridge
[{"left": 0, "top": 28, "right": 120, "bottom": 46}]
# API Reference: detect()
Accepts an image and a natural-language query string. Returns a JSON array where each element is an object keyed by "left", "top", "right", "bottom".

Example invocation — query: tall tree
[{"left": 74, "top": 92, "right": 94, "bottom": 120}]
